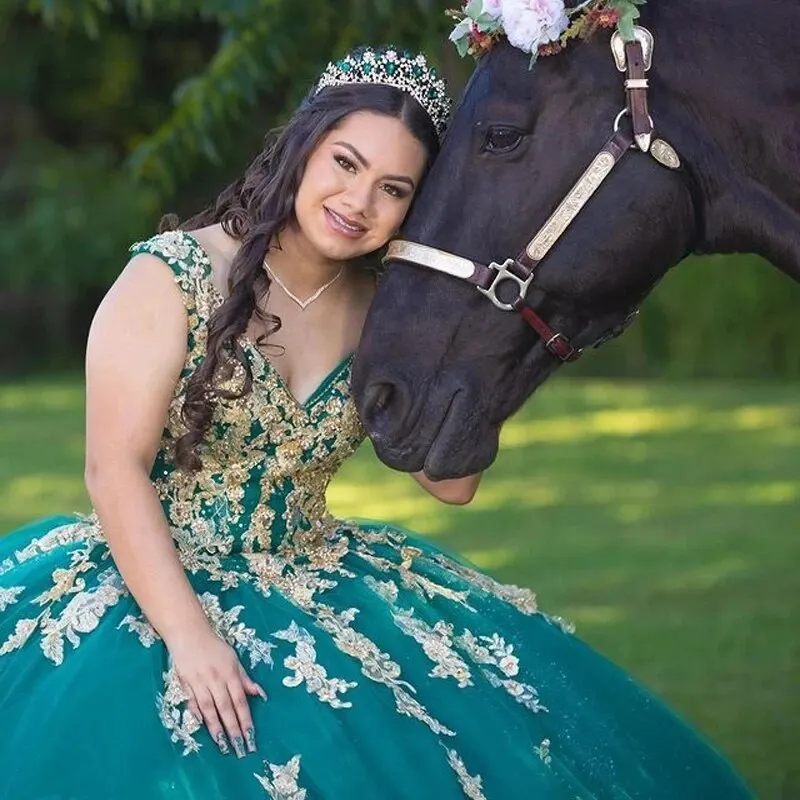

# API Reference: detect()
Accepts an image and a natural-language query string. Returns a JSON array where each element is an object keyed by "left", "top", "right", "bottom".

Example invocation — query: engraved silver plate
[
  {"left": 526, "top": 151, "right": 616, "bottom": 263},
  {"left": 610, "top": 26, "right": 654, "bottom": 72},
  {"left": 650, "top": 139, "right": 681, "bottom": 170},
  {"left": 384, "top": 240, "right": 476, "bottom": 280}
]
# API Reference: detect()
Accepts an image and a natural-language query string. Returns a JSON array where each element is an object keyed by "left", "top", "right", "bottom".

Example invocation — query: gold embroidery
[
  {"left": 0, "top": 586, "right": 24, "bottom": 612},
  {"left": 432, "top": 553, "right": 538, "bottom": 615},
  {"left": 544, "top": 612, "right": 576, "bottom": 635},
  {"left": 392, "top": 609, "right": 473, "bottom": 688},
  {"left": 316, "top": 607, "right": 456, "bottom": 737},
  {"left": 444, "top": 748, "right": 487, "bottom": 800},
  {"left": 273, "top": 620, "right": 356, "bottom": 707},
  {"left": 456, "top": 630, "right": 519, "bottom": 678},
  {"left": 39, "top": 570, "right": 126, "bottom": 665},
  {"left": 0, "top": 524, "right": 127, "bottom": 664},
  {"left": 157, "top": 663, "right": 202, "bottom": 756},
  {"left": 14, "top": 518, "right": 101, "bottom": 563},
  {"left": 254, "top": 754, "right": 307, "bottom": 799},
  {"left": 535, "top": 738, "right": 553, "bottom": 765},
  {"left": 0, "top": 618, "right": 39, "bottom": 656},
  {"left": 118, "top": 614, "right": 160, "bottom": 647},
  {"left": 363, "top": 575, "right": 399, "bottom": 604},
  {"left": 354, "top": 545, "right": 474, "bottom": 610},
  {"left": 482, "top": 669, "right": 548, "bottom": 714},
  {"left": 199, "top": 592, "right": 276, "bottom": 669}
]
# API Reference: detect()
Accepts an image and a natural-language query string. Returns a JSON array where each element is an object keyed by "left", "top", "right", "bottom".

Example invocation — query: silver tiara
[{"left": 315, "top": 46, "right": 451, "bottom": 137}]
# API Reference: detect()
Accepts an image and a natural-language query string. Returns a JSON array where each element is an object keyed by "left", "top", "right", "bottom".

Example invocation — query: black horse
[{"left": 352, "top": 0, "right": 800, "bottom": 479}]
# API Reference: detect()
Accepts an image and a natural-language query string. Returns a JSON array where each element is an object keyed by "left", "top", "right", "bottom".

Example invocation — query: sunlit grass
[{"left": 1, "top": 373, "right": 798, "bottom": 797}]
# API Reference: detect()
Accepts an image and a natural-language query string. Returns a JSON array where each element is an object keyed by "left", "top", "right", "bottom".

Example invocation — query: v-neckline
[
  {"left": 245, "top": 344, "right": 354, "bottom": 410},
  {"left": 180, "top": 230, "right": 355, "bottom": 410}
]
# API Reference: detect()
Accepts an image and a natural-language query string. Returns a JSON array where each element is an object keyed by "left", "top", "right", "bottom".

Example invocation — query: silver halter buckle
[{"left": 478, "top": 258, "right": 534, "bottom": 312}]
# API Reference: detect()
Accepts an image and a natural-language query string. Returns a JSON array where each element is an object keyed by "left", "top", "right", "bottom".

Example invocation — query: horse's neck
[{"left": 652, "top": 0, "right": 800, "bottom": 279}]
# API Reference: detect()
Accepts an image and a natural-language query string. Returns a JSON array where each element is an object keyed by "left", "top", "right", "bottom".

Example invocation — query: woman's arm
[
  {"left": 85, "top": 253, "right": 209, "bottom": 643},
  {"left": 411, "top": 471, "right": 483, "bottom": 505},
  {"left": 85, "top": 254, "right": 264, "bottom": 756}
]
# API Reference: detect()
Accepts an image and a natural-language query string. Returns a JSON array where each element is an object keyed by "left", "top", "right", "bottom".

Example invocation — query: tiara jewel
[{"left": 315, "top": 46, "right": 452, "bottom": 137}]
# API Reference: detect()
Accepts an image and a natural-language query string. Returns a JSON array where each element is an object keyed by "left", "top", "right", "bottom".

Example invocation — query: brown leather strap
[
  {"left": 625, "top": 41, "right": 652, "bottom": 151},
  {"left": 514, "top": 299, "right": 581, "bottom": 361}
]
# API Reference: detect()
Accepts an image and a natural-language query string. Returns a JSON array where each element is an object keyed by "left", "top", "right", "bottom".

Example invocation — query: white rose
[
  {"left": 499, "top": 0, "right": 570, "bottom": 54},
  {"left": 482, "top": 0, "right": 503, "bottom": 18}
]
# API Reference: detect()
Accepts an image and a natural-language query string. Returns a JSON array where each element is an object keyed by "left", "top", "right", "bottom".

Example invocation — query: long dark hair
[{"left": 169, "top": 81, "right": 440, "bottom": 471}]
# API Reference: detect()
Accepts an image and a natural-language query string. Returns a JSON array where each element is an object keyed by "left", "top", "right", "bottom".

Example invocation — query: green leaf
[
  {"left": 609, "top": 0, "right": 644, "bottom": 40},
  {"left": 464, "top": 0, "right": 483, "bottom": 20},
  {"left": 618, "top": 11, "right": 637, "bottom": 41}
]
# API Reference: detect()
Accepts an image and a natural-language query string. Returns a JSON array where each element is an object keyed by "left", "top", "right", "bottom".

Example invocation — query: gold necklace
[{"left": 263, "top": 257, "right": 344, "bottom": 311}]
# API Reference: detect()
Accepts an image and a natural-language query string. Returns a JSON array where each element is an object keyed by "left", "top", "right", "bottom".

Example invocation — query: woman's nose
[{"left": 340, "top": 180, "right": 373, "bottom": 217}]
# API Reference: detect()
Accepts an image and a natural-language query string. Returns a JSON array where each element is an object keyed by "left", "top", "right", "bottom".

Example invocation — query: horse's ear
[{"left": 703, "top": 177, "right": 800, "bottom": 282}]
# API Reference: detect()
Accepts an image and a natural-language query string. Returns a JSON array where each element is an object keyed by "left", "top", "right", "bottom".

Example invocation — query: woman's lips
[{"left": 324, "top": 207, "right": 368, "bottom": 239}]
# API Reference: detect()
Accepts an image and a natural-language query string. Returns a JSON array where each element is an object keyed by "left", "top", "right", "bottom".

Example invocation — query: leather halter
[{"left": 384, "top": 27, "right": 682, "bottom": 362}]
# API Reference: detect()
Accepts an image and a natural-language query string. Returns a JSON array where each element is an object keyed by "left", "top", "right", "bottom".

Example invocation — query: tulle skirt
[{"left": 0, "top": 514, "right": 753, "bottom": 799}]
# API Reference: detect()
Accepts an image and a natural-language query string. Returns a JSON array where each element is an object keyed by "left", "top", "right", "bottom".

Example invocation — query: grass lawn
[{"left": 1, "top": 374, "right": 798, "bottom": 797}]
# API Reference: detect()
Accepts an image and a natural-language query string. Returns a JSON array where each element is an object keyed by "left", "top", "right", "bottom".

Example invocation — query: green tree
[{"left": 1, "top": 0, "right": 797, "bottom": 377}]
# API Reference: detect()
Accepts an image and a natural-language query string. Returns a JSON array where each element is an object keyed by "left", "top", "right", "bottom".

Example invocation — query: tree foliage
[
  {"left": 0, "top": 0, "right": 798, "bottom": 376},
  {"left": 4, "top": 0, "right": 452, "bottom": 192}
]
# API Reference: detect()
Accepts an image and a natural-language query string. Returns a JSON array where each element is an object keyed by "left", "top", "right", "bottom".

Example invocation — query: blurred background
[{"left": 0, "top": 1, "right": 798, "bottom": 796}]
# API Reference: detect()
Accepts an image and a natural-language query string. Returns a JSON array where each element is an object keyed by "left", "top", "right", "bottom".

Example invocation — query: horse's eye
[{"left": 484, "top": 126, "right": 524, "bottom": 154}]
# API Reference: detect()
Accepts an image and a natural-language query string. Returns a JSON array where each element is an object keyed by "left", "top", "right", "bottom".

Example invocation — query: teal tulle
[{"left": 0, "top": 232, "right": 753, "bottom": 799}]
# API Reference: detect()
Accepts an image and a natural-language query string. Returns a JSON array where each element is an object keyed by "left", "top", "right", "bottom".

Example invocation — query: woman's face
[{"left": 293, "top": 110, "right": 429, "bottom": 262}]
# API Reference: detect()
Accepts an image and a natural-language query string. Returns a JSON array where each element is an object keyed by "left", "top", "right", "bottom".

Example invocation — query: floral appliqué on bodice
[{"left": 143, "top": 230, "right": 367, "bottom": 563}]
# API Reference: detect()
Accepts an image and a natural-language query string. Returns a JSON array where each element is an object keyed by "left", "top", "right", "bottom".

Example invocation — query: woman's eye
[
  {"left": 382, "top": 184, "right": 407, "bottom": 199},
  {"left": 335, "top": 155, "right": 356, "bottom": 172},
  {"left": 484, "top": 127, "right": 524, "bottom": 154}
]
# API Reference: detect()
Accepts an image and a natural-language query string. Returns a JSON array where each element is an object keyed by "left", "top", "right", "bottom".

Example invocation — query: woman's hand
[
  {"left": 412, "top": 470, "right": 483, "bottom": 505},
  {"left": 168, "top": 625, "right": 267, "bottom": 758}
]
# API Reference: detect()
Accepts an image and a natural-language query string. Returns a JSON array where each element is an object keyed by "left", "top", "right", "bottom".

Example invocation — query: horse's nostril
[
  {"left": 360, "top": 379, "right": 415, "bottom": 441},
  {"left": 363, "top": 382, "right": 395, "bottom": 418}
]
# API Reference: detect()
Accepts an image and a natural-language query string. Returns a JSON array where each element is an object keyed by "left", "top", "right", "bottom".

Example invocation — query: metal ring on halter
[
  {"left": 613, "top": 108, "right": 655, "bottom": 137},
  {"left": 477, "top": 258, "right": 534, "bottom": 312}
]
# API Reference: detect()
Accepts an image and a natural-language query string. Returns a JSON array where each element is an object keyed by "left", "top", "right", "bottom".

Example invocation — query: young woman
[{"left": 0, "top": 46, "right": 751, "bottom": 799}]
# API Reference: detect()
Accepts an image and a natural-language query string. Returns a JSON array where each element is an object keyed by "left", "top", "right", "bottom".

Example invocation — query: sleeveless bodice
[{"left": 133, "top": 231, "right": 366, "bottom": 558}]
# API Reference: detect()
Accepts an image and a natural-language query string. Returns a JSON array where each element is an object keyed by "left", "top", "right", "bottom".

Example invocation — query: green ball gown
[{"left": 0, "top": 232, "right": 753, "bottom": 799}]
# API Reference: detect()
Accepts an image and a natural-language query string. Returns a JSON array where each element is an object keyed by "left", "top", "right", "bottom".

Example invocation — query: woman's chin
[{"left": 313, "top": 232, "right": 378, "bottom": 262}]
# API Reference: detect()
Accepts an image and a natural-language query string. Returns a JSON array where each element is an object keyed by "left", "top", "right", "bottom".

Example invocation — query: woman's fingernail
[
  {"left": 233, "top": 735, "right": 246, "bottom": 759},
  {"left": 258, "top": 686, "right": 268, "bottom": 701},
  {"left": 216, "top": 732, "right": 230, "bottom": 755},
  {"left": 245, "top": 727, "right": 257, "bottom": 752}
]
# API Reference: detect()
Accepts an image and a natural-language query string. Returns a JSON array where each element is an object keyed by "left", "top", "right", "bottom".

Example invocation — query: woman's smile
[{"left": 323, "top": 206, "right": 368, "bottom": 239}]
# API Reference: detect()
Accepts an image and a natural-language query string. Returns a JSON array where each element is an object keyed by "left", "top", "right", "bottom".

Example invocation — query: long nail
[
  {"left": 233, "top": 735, "right": 246, "bottom": 759},
  {"left": 245, "top": 727, "right": 257, "bottom": 753},
  {"left": 216, "top": 732, "right": 230, "bottom": 755},
  {"left": 257, "top": 686, "right": 268, "bottom": 701}
]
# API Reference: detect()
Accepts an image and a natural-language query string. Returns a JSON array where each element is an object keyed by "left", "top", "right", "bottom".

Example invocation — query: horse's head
[{"left": 352, "top": 2, "right": 800, "bottom": 478}]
